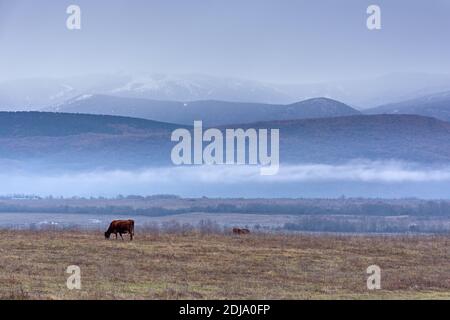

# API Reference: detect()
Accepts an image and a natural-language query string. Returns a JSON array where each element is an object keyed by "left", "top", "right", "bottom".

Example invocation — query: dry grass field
[{"left": 0, "top": 230, "right": 448, "bottom": 300}]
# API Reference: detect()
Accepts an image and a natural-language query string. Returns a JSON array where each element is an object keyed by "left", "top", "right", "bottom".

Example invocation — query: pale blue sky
[{"left": 0, "top": 0, "right": 449, "bottom": 83}]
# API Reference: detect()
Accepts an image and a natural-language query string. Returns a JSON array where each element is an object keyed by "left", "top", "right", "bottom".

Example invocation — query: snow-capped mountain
[
  {"left": 2, "top": 72, "right": 450, "bottom": 111},
  {"left": 366, "top": 91, "right": 450, "bottom": 122},
  {"left": 108, "top": 73, "right": 291, "bottom": 104},
  {"left": 46, "top": 95, "right": 361, "bottom": 126},
  {"left": 0, "top": 74, "right": 130, "bottom": 110},
  {"left": 0, "top": 73, "right": 292, "bottom": 110}
]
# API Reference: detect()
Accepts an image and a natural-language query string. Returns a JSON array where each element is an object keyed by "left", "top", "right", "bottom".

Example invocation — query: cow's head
[{"left": 104, "top": 231, "right": 111, "bottom": 239}]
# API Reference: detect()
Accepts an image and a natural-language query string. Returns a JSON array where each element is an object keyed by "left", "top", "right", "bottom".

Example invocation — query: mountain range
[
  {"left": 2, "top": 72, "right": 450, "bottom": 110},
  {"left": 2, "top": 72, "right": 450, "bottom": 173},
  {"left": 46, "top": 87, "right": 450, "bottom": 126},
  {"left": 366, "top": 91, "right": 450, "bottom": 122},
  {"left": 2, "top": 112, "right": 450, "bottom": 172},
  {"left": 47, "top": 95, "right": 360, "bottom": 126}
]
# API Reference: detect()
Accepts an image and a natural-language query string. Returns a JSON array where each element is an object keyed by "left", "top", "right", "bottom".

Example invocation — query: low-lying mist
[{"left": 3, "top": 161, "right": 450, "bottom": 198}]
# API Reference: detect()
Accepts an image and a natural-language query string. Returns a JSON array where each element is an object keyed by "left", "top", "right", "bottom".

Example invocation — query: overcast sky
[{"left": 0, "top": 0, "right": 449, "bottom": 84}]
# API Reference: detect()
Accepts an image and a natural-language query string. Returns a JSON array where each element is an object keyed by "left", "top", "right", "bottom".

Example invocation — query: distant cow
[
  {"left": 233, "top": 228, "right": 250, "bottom": 235},
  {"left": 105, "top": 220, "right": 135, "bottom": 241}
]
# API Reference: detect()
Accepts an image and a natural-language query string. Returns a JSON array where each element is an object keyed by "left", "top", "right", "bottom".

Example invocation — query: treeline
[
  {"left": 192, "top": 201, "right": 450, "bottom": 216},
  {"left": 0, "top": 194, "right": 181, "bottom": 200},
  {"left": 0, "top": 204, "right": 185, "bottom": 217},
  {"left": 1, "top": 199, "right": 450, "bottom": 217},
  {"left": 283, "top": 216, "right": 449, "bottom": 234}
]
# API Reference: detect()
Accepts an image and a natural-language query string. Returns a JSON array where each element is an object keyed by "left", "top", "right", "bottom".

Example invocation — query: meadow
[{"left": 0, "top": 230, "right": 448, "bottom": 299}]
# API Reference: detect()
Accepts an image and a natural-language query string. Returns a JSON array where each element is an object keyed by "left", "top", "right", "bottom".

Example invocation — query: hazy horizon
[
  {"left": 4, "top": 161, "right": 450, "bottom": 199},
  {"left": 1, "top": 0, "right": 450, "bottom": 84},
  {"left": 3, "top": 70, "right": 450, "bottom": 87}
]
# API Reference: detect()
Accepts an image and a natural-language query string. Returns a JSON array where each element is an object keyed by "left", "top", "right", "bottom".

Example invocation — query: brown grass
[{"left": 0, "top": 230, "right": 448, "bottom": 300}]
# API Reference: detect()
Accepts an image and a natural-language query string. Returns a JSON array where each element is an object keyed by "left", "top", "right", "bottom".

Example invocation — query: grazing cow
[
  {"left": 105, "top": 220, "right": 135, "bottom": 241},
  {"left": 232, "top": 228, "right": 250, "bottom": 235}
]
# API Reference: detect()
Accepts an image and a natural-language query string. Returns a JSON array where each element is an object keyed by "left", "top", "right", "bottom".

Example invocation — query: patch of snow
[
  {"left": 49, "top": 84, "right": 74, "bottom": 101},
  {"left": 74, "top": 94, "right": 93, "bottom": 102}
]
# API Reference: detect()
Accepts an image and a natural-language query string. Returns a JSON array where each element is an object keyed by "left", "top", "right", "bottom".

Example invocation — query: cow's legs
[
  {"left": 115, "top": 233, "right": 118, "bottom": 239},
  {"left": 130, "top": 233, "right": 133, "bottom": 241},
  {"left": 119, "top": 233, "right": 124, "bottom": 240}
]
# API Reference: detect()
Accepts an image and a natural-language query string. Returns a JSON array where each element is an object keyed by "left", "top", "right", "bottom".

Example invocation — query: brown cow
[
  {"left": 232, "top": 228, "right": 250, "bottom": 235},
  {"left": 105, "top": 220, "right": 135, "bottom": 241}
]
